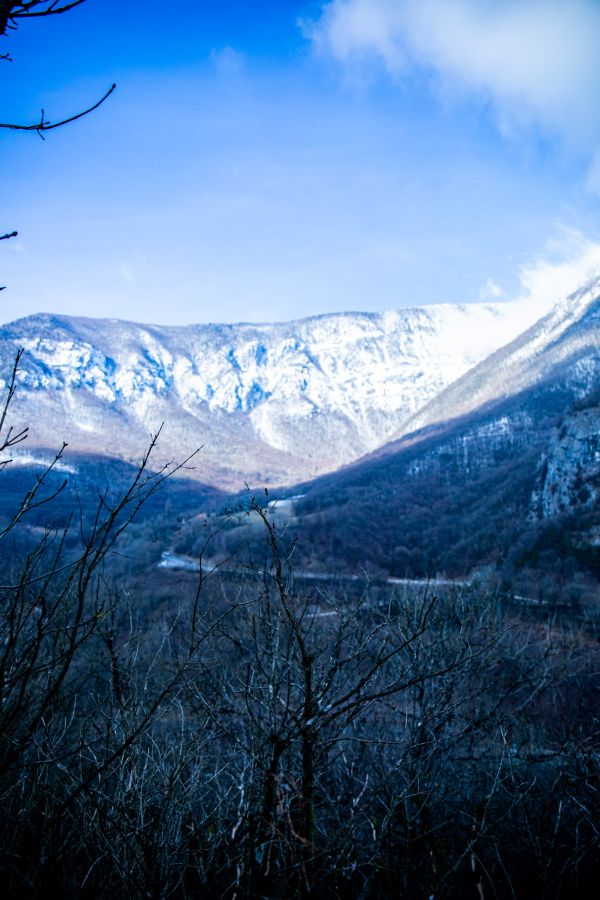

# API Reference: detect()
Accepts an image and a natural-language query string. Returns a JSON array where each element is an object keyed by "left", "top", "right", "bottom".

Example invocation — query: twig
[{"left": 0, "top": 82, "right": 116, "bottom": 135}]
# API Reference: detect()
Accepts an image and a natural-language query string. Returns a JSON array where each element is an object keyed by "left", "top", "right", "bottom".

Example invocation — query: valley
[
  {"left": 0, "top": 299, "right": 546, "bottom": 487},
  {"left": 2, "top": 276, "right": 600, "bottom": 609},
  {"left": 2, "top": 279, "right": 599, "bottom": 900}
]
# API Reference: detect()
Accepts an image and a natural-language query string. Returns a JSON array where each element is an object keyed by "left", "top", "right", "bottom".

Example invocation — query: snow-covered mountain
[
  {"left": 393, "top": 275, "right": 600, "bottom": 442},
  {"left": 285, "top": 276, "right": 600, "bottom": 578},
  {"left": 0, "top": 302, "right": 533, "bottom": 487}
]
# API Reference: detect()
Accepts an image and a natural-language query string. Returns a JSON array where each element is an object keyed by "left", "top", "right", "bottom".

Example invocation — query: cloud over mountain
[{"left": 307, "top": 0, "right": 600, "bottom": 181}]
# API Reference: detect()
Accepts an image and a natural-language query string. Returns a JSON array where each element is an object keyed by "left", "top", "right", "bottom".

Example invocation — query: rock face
[
  {"left": 0, "top": 302, "right": 526, "bottom": 488},
  {"left": 532, "top": 400, "right": 600, "bottom": 520}
]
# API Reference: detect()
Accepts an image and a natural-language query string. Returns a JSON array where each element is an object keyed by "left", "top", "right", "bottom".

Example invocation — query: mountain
[
  {"left": 2, "top": 277, "right": 600, "bottom": 601},
  {"left": 0, "top": 302, "right": 531, "bottom": 488},
  {"left": 285, "top": 277, "right": 600, "bottom": 589},
  {"left": 531, "top": 394, "right": 600, "bottom": 524},
  {"left": 389, "top": 275, "right": 600, "bottom": 442}
]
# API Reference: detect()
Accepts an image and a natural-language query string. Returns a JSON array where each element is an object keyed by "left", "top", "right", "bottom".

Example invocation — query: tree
[
  {"left": 0, "top": 352, "right": 217, "bottom": 895},
  {"left": 174, "top": 499, "right": 566, "bottom": 897},
  {"left": 1, "top": 376, "right": 598, "bottom": 897}
]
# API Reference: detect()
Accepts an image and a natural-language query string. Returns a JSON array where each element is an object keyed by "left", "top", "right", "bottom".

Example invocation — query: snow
[
  {"left": 8, "top": 452, "right": 77, "bottom": 474},
  {"left": 3, "top": 283, "right": 598, "bottom": 479}
]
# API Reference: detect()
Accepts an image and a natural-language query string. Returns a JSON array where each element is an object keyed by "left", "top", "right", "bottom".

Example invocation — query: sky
[{"left": 2, "top": 0, "right": 600, "bottom": 326}]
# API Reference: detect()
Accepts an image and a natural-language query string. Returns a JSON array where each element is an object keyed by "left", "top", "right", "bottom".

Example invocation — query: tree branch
[
  {"left": 0, "top": 82, "right": 116, "bottom": 134},
  {"left": 0, "top": 1, "right": 86, "bottom": 33}
]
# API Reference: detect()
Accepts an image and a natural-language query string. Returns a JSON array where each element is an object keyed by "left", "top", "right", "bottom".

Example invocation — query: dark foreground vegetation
[{"left": 1, "top": 369, "right": 599, "bottom": 899}]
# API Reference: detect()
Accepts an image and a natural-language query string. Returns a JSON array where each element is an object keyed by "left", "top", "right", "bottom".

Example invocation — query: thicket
[{"left": 1, "top": 360, "right": 599, "bottom": 899}]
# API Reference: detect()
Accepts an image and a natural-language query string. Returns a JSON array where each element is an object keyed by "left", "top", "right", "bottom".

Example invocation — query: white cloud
[
  {"left": 514, "top": 230, "right": 600, "bottom": 320},
  {"left": 480, "top": 277, "right": 503, "bottom": 300},
  {"left": 120, "top": 262, "right": 136, "bottom": 284},
  {"left": 480, "top": 229, "right": 600, "bottom": 348},
  {"left": 469, "top": 232, "right": 600, "bottom": 347},
  {"left": 305, "top": 0, "right": 407, "bottom": 75},
  {"left": 210, "top": 46, "right": 245, "bottom": 78},
  {"left": 306, "top": 1, "right": 600, "bottom": 169}
]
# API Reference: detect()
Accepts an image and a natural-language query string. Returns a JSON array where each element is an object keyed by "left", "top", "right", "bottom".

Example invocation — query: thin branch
[
  {"left": 1, "top": 1, "right": 85, "bottom": 32},
  {"left": 0, "top": 82, "right": 116, "bottom": 134},
  {"left": 12, "top": 0, "right": 86, "bottom": 17},
  {"left": 0, "top": 230, "right": 17, "bottom": 240},
  {"left": 0, "top": 346, "right": 24, "bottom": 440}
]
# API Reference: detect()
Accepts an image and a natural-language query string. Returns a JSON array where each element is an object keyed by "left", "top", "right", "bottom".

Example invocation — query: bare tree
[
  {"left": 183, "top": 498, "right": 514, "bottom": 897},
  {"left": 1, "top": 385, "right": 597, "bottom": 899},
  {"left": 0, "top": 353, "right": 218, "bottom": 894},
  {"left": 1, "top": 0, "right": 86, "bottom": 29}
]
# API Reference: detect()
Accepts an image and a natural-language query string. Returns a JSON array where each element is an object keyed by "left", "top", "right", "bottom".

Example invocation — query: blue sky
[{"left": 2, "top": 0, "right": 600, "bottom": 325}]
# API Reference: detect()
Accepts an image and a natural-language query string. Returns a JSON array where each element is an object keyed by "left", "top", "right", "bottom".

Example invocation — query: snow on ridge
[
  {"left": 0, "top": 295, "right": 573, "bottom": 472},
  {"left": 6, "top": 452, "right": 77, "bottom": 474}
]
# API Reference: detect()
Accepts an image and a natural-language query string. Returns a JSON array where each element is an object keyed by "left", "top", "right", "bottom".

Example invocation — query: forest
[{"left": 0, "top": 363, "right": 599, "bottom": 898}]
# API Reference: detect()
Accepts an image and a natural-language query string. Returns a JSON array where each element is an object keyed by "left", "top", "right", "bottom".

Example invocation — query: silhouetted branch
[
  {"left": 1, "top": 2, "right": 114, "bottom": 138},
  {"left": 1, "top": 230, "right": 17, "bottom": 240},
  {"left": 0, "top": 81, "right": 116, "bottom": 135},
  {"left": 0, "top": 1, "right": 85, "bottom": 33}
]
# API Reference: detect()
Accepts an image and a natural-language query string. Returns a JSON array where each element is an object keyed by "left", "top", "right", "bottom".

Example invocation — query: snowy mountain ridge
[
  {"left": 393, "top": 274, "right": 600, "bottom": 442},
  {"left": 0, "top": 298, "right": 562, "bottom": 486}
]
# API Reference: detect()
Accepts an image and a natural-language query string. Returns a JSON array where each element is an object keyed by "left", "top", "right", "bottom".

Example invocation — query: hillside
[
  {"left": 280, "top": 278, "right": 600, "bottom": 598},
  {"left": 0, "top": 301, "right": 537, "bottom": 488}
]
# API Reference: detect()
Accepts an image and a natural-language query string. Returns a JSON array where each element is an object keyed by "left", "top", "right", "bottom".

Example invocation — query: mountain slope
[
  {"left": 391, "top": 276, "right": 600, "bottom": 444},
  {"left": 0, "top": 302, "right": 529, "bottom": 488},
  {"left": 287, "top": 277, "right": 600, "bottom": 584}
]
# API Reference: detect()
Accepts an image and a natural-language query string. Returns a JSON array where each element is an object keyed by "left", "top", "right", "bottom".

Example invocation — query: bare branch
[
  {"left": 0, "top": 81, "right": 116, "bottom": 134},
  {"left": 0, "top": 1, "right": 86, "bottom": 33}
]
